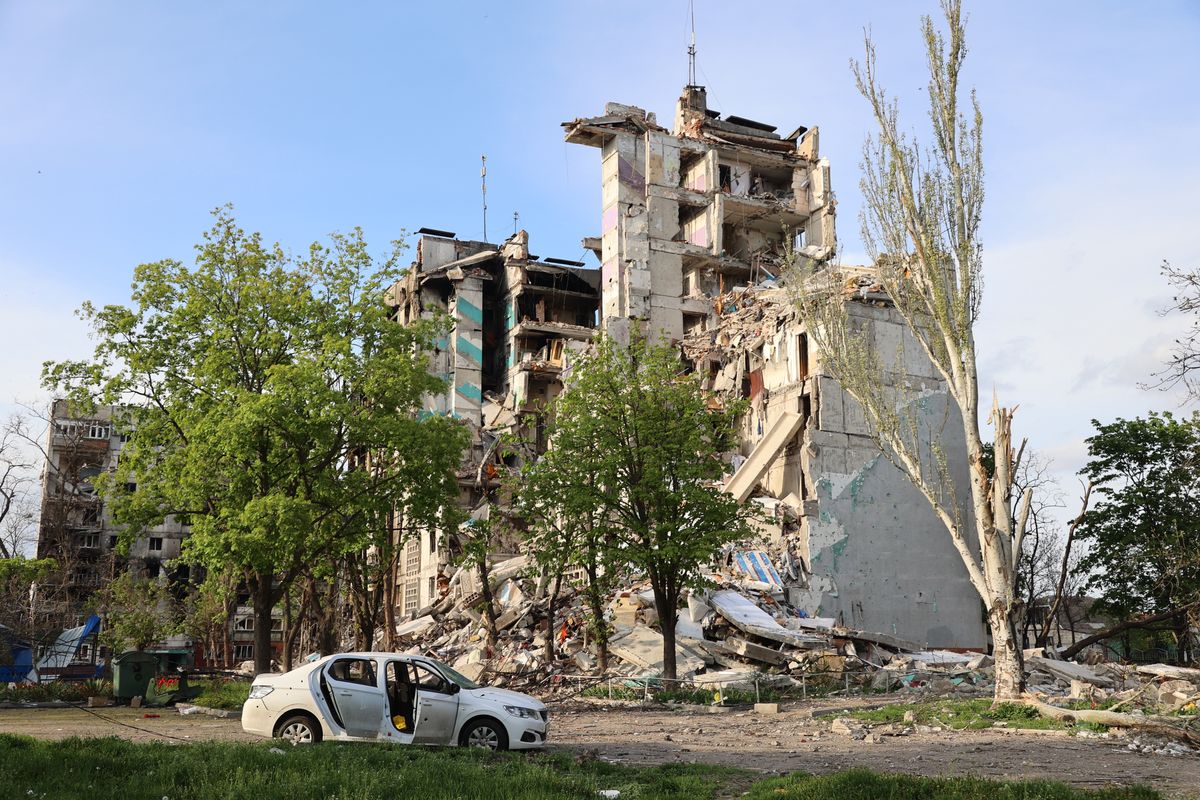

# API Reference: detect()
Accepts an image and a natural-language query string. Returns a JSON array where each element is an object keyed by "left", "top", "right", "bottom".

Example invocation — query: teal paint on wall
[{"left": 456, "top": 335, "right": 483, "bottom": 364}]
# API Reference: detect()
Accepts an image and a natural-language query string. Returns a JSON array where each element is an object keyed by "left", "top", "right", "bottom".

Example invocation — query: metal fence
[{"left": 549, "top": 666, "right": 983, "bottom": 705}]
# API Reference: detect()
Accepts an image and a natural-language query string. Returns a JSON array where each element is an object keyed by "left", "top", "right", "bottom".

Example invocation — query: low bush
[{"left": 188, "top": 678, "right": 251, "bottom": 710}]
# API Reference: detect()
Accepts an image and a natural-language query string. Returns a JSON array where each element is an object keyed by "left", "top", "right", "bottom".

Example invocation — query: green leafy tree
[
  {"left": 1076, "top": 412, "right": 1200, "bottom": 663},
  {"left": 515, "top": 432, "right": 623, "bottom": 672},
  {"left": 95, "top": 572, "right": 179, "bottom": 653},
  {"left": 542, "top": 335, "right": 751, "bottom": 680},
  {"left": 44, "top": 208, "right": 467, "bottom": 674}
]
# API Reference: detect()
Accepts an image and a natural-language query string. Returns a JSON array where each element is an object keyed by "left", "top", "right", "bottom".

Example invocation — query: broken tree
[{"left": 791, "top": 0, "right": 1030, "bottom": 699}]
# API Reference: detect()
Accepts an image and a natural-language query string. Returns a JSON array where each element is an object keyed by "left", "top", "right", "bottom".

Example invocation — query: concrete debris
[
  {"left": 1136, "top": 663, "right": 1200, "bottom": 682},
  {"left": 1026, "top": 655, "right": 1115, "bottom": 688}
]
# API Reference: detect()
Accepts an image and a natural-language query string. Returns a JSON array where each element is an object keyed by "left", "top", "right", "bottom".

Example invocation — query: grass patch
[
  {"left": 744, "top": 769, "right": 1161, "bottom": 800},
  {"left": 0, "top": 679, "right": 110, "bottom": 704},
  {"left": 188, "top": 679, "right": 251, "bottom": 710},
  {"left": 0, "top": 734, "right": 741, "bottom": 800},
  {"left": 847, "top": 699, "right": 1090, "bottom": 732}
]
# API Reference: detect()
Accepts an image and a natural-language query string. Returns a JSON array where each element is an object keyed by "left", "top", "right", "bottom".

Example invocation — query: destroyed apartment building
[{"left": 389, "top": 85, "right": 985, "bottom": 658}]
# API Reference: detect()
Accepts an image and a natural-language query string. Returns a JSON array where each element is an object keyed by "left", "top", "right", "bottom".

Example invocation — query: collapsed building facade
[
  {"left": 392, "top": 86, "right": 984, "bottom": 650},
  {"left": 385, "top": 230, "right": 602, "bottom": 616}
]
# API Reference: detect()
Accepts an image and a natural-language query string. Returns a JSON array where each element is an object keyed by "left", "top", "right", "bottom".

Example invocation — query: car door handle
[{"left": 338, "top": 692, "right": 352, "bottom": 697}]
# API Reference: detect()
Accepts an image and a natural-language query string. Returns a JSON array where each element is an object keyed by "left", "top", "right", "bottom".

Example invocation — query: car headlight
[
  {"left": 504, "top": 705, "right": 540, "bottom": 719},
  {"left": 248, "top": 685, "right": 274, "bottom": 700}
]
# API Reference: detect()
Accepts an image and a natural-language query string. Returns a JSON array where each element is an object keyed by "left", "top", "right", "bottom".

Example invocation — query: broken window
[
  {"left": 798, "top": 333, "right": 809, "bottom": 379},
  {"left": 404, "top": 538, "right": 420, "bottom": 575},
  {"left": 403, "top": 579, "right": 419, "bottom": 614}
]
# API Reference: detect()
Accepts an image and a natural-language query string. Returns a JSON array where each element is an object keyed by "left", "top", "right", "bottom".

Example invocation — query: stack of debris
[{"left": 389, "top": 547, "right": 1003, "bottom": 697}]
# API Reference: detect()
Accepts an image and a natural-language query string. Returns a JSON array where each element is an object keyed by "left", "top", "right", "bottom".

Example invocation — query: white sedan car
[{"left": 241, "top": 652, "right": 548, "bottom": 750}]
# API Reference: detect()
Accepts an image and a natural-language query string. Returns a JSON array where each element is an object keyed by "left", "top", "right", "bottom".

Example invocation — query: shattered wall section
[{"left": 686, "top": 282, "right": 985, "bottom": 649}]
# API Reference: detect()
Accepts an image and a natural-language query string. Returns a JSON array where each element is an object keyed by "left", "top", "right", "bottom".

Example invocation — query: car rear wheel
[
  {"left": 277, "top": 713, "right": 321, "bottom": 745},
  {"left": 459, "top": 716, "right": 509, "bottom": 751}
]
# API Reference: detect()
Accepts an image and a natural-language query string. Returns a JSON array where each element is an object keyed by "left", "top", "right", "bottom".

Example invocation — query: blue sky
[{"left": 3, "top": 1, "right": 1199, "bottom": 499}]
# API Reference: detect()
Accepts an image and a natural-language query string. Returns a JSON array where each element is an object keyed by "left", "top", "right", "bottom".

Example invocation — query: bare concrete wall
[{"left": 790, "top": 301, "right": 986, "bottom": 648}]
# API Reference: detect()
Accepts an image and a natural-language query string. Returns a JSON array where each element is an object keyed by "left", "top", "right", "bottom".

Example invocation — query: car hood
[{"left": 463, "top": 687, "right": 546, "bottom": 710}]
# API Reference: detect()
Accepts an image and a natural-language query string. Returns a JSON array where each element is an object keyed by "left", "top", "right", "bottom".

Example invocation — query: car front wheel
[
  {"left": 459, "top": 716, "right": 509, "bottom": 751},
  {"left": 277, "top": 713, "right": 321, "bottom": 746}
]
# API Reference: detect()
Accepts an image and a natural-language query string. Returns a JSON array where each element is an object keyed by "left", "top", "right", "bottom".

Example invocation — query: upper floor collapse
[{"left": 563, "top": 85, "right": 834, "bottom": 343}]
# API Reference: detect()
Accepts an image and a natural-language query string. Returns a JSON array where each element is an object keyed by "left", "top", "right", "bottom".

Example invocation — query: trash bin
[{"left": 112, "top": 651, "right": 157, "bottom": 702}]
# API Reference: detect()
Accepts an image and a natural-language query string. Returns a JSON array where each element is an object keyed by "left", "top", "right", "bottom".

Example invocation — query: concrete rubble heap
[{"left": 390, "top": 548, "right": 1000, "bottom": 697}]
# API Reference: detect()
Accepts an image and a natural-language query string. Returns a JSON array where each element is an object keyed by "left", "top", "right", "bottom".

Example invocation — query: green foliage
[
  {"left": 43, "top": 207, "right": 468, "bottom": 668},
  {"left": 95, "top": 572, "right": 179, "bottom": 653},
  {"left": 1076, "top": 412, "right": 1200, "bottom": 622},
  {"left": 744, "top": 768, "right": 1161, "bottom": 800},
  {"left": 0, "top": 680, "right": 111, "bottom": 704},
  {"left": 0, "top": 556, "right": 56, "bottom": 588},
  {"left": 0, "top": 735, "right": 742, "bottom": 800},
  {"left": 189, "top": 679, "right": 251, "bottom": 710},
  {"left": 531, "top": 334, "right": 752, "bottom": 678},
  {"left": 849, "top": 699, "right": 1076, "bottom": 732}
]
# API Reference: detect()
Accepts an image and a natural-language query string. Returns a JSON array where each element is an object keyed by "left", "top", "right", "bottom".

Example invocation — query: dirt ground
[{"left": 2, "top": 700, "right": 1198, "bottom": 797}]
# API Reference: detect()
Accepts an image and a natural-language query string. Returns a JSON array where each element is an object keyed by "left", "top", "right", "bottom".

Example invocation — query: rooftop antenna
[
  {"left": 513, "top": 211, "right": 519, "bottom": 236},
  {"left": 481, "top": 155, "right": 488, "bottom": 241},
  {"left": 687, "top": 0, "right": 697, "bottom": 86}
]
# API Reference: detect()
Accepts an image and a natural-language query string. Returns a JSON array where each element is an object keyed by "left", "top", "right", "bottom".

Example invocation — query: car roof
[{"left": 321, "top": 652, "right": 435, "bottom": 662}]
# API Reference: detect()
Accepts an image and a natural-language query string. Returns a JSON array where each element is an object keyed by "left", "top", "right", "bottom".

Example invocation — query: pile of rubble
[
  {"left": 389, "top": 549, "right": 1006, "bottom": 697},
  {"left": 1024, "top": 657, "right": 1200, "bottom": 714}
]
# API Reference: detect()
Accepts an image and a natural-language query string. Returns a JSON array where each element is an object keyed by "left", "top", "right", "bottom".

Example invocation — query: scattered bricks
[
  {"left": 86, "top": 696, "right": 110, "bottom": 708},
  {"left": 830, "top": 718, "right": 855, "bottom": 736},
  {"left": 754, "top": 702, "right": 780, "bottom": 715},
  {"left": 130, "top": 696, "right": 143, "bottom": 709}
]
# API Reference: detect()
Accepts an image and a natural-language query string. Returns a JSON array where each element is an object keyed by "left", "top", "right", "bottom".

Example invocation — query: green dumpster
[{"left": 112, "top": 651, "right": 157, "bottom": 702}]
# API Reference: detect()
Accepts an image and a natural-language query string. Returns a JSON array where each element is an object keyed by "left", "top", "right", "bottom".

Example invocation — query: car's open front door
[
  {"left": 410, "top": 663, "right": 460, "bottom": 744},
  {"left": 322, "top": 657, "right": 386, "bottom": 739}
]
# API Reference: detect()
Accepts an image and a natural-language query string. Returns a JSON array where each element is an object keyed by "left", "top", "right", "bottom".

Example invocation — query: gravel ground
[{"left": 2, "top": 700, "right": 1197, "bottom": 796}]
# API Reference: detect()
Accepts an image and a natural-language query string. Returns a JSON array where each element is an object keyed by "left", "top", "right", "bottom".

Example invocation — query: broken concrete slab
[
  {"left": 709, "top": 590, "right": 827, "bottom": 649},
  {"left": 725, "top": 636, "right": 787, "bottom": 666},
  {"left": 608, "top": 625, "right": 706, "bottom": 676},
  {"left": 1027, "top": 656, "right": 1115, "bottom": 688},
  {"left": 395, "top": 615, "right": 437, "bottom": 638},
  {"left": 1136, "top": 663, "right": 1200, "bottom": 682}
]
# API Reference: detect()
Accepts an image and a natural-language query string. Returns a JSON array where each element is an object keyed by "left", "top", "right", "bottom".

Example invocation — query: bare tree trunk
[
  {"left": 990, "top": 602, "right": 1024, "bottom": 698},
  {"left": 249, "top": 572, "right": 276, "bottom": 675},
  {"left": 1038, "top": 483, "right": 1092, "bottom": 647},
  {"left": 544, "top": 571, "right": 562, "bottom": 663},
  {"left": 584, "top": 563, "right": 609, "bottom": 673},
  {"left": 281, "top": 586, "right": 293, "bottom": 671},
  {"left": 650, "top": 578, "right": 678, "bottom": 682},
  {"left": 477, "top": 555, "right": 498, "bottom": 648},
  {"left": 382, "top": 544, "right": 399, "bottom": 652}
]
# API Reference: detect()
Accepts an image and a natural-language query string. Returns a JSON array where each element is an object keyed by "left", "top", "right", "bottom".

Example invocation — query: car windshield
[{"left": 429, "top": 659, "right": 480, "bottom": 690}]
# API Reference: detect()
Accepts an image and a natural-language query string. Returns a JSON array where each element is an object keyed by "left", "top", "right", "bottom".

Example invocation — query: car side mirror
[{"left": 448, "top": 683, "right": 461, "bottom": 695}]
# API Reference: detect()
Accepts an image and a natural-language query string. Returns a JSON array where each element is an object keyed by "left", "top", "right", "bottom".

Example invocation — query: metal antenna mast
[
  {"left": 687, "top": 0, "right": 697, "bottom": 86},
  {"left": 481, "top": 155, "right": 488, "bottom": 241},
  {"left": 513, "top": 211, "right": 519, "bottom": 235}
]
